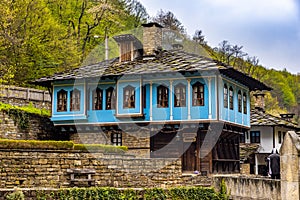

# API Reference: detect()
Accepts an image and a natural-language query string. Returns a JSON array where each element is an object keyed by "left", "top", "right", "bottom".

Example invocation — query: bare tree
[
  {"left": 152, "top": 10, "right": 185, "bottom": 34},
  {"left": 193, "top": 30, "right": 206, "bottom": 45}
]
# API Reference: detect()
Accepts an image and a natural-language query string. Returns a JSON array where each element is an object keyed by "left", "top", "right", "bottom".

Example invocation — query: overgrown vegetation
[
  {"left": 0, "top": 102, "right": 50, "bottom": 129},
  {"left": 6, "top": 186, "right": 229, "bottom": 200},
  {"left": 0, "top": 139, "right": 127, "bottom": 152},
  {"left": 0, "top": 102, "right": 50, "bottom": 117}
]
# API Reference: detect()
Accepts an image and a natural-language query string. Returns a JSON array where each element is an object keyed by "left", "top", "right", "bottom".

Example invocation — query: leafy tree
[
  {"left": 0, "top": 0, "right": 148, "bottom": 86},
  {"left": 124, "top": 0, "right": 149, "bottom": 27},
  {"left": 0, "top": 0, "right": 81, "bottom": 85},
  {"left": 0, "top": 0, "right": 16, "bottom": 85}
]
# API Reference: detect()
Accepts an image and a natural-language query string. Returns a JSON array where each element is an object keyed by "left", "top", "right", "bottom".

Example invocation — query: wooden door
[{"left": 182, "top": 142, "right": 197, "bottom": 172}]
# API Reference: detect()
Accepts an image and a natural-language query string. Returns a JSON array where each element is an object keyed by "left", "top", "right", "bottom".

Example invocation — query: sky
[{"left": 138, "top": 0, "right": 300, "bottom": 74}]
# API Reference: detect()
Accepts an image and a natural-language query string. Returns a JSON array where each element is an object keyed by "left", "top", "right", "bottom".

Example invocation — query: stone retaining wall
[
  {"left": 0, "top": 111, "right": 55, "bottom": 140},
  {"left": 0, "top": 149, "right": 211, "bottom": 189}
]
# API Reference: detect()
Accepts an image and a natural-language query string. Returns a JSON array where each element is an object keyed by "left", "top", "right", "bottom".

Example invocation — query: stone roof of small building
[
  {"left": 34, "top": 49, "right": 271, "bottom": 91},
  {"left": 240, "top": 143, "right": 260, "bottom": 162},
  {"left": 251, "top": 109, "right": 299, "bottom": 129}
]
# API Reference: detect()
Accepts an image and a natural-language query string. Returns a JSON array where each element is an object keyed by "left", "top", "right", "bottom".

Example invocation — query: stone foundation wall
[
  {"left": 0, "top": 149, "right": 189, "bottom": 189},
  {"left": 70, "top": 132, "right": 108, "bottom": 144},
  {"left": 213, "top": 175, "right": 281, "bottom": 200},
  {"left": 0, "top": 111, "right": 55, "bottom": 140}
]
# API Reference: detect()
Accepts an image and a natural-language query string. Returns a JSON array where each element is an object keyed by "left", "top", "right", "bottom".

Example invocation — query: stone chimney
[
  {"left": 280, "top": 113, "right": 295, "bottom": 121},
  {"left": 142, "top": 22, "right": 163, "bottom": 56},
  {"left": 253, "top": 93, "right": 265, "bottom": 111}
]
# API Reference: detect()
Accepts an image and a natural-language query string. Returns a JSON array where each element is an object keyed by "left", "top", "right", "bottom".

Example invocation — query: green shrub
[
  {"left": 18, "top": 186, "right": 225, "bottom": 199},
  {"left": 144, "top": 188, "right": 167, "bottom": 200},
  {"left": 6, "top": 188, "right": 25, "bottom": 200},
  {"left": 168, "top": 186, "right": 219, "bottom": 200},
  {"left": 218, "top": 179, "right": 230, "bottom": 200}
]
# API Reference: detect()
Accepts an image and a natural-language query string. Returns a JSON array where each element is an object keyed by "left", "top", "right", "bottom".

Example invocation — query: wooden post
[{"left": 27, "top": 88, "right": 30, "bottom": 100}]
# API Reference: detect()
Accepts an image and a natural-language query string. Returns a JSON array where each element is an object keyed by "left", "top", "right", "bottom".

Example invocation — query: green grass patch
[
  {"left": 0, "top": 139, "right": 128, "bottom": 153},
  {"left": 0, "top": 102, "right": 50, "bottom": 117},
  {"left": 73, "top": 144, "right": 128, "bottom": 153},
  {"left": 0, "top": 139, "right": 73, "bottom": 150}
]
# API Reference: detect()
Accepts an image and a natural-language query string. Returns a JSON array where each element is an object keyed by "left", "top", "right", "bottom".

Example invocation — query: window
[
  {"left": 278, "top": 131, "right": 282, "bottom": 144},
  {"left": 120, "top": 41, "right": 132, "bottom": 62},
  {"left": 157, "top": 85, "right": 169, "bottom": 108},
  {"left": 192, "top": 82, "right": 204, "bottom": 106},
  {"left": 174, "top": 83, "right": 186, "bottom": 107},
  {"left": 238, "top": 90, "right": 242, "bottom": 113},
  {"left": 57, "top": 89, "right": 67, "bottom": 112},
  {"left": 92, "top": 87, "right": 103, "bottom": 110},
  {"left": 106, "top": 87, "right": 116, "bottom": 110},
  {"left": 243, "top": 92, "right": 247, "bottom": 114},
  {"left": 70, "top": 89, "right": 81, "bottom": 111},
  {"left": 229, "top": 86, "right": 234, "bottom": 110},
  {"left": 224, "top": 84, "right": 228, "bottom": 108},
  {"left": 250, "top": 131, "right": 260, "bottom": 143},
  {"left": 111, "top": 131, "right": 122, "bottom": 146},
  {"left": 123, "top": 85, "right": 135, "bottom": 108}
]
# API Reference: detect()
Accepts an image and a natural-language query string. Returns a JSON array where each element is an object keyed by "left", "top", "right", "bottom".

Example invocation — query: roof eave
[{"left": 220, "top": 68, "right": 272, "bottom": 91}]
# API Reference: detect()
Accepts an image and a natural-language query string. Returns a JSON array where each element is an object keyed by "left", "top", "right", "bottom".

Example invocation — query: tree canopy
[{"left": 0, "top": 0, "right": 148, "bottom": 86}]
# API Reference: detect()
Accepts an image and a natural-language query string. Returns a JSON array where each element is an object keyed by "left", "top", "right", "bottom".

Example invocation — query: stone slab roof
[
  {"left": 251, "top": 109, "right": 299, "bottom": 129},
  {"left": 240, "top": 143, "right": 260, "bottom": 162},
  {"left": 34, "top": 49, "right": 271, "bottom": 91}
]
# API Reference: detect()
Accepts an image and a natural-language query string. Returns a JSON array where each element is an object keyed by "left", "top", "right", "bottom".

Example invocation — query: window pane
[
  {"left": 192, "top": 83, "right": 204, "bottom": 106},
  {"left": 123, "top": 86, "right": 135, "bottom": 108},
  {"left": 224, "top": 85, "right": 228, "bottom": 108},
  {"left": 157, "top": 85, "right": 168, "bottom": 108},
  {"left": 106, "top": 88, "right": 116, "bottom": 110},
  {"left": 57, "top": 89, "right": 67, "bottom": 112}
]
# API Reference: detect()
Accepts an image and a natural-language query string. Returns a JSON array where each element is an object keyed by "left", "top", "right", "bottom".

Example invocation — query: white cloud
[{"left": 204, "top": 0, "right": 298, "bottom": 22}]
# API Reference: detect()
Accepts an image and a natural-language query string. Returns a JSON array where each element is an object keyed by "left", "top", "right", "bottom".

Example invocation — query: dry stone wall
[
  {"left": 0, "top": 111, "right": 55, "bottom": 140},
  {"left": 0, "top": 149, "right": 212, "bottom": 189}
]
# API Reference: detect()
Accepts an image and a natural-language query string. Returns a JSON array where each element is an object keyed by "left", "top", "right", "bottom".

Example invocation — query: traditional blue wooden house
[{"left": 35, "top": 23, "right": 271, "bottom": 174}]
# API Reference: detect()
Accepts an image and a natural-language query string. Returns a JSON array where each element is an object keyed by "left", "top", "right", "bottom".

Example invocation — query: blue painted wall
[
  {"left": 51, "top": 82, "right": 86, "bottom": 121},
  {"left": 219, "top": 77, "right": 250, "bottom": 127}
]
